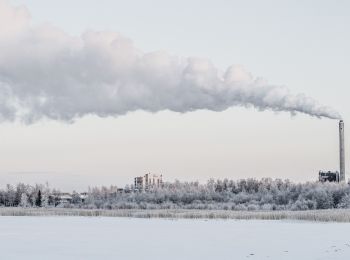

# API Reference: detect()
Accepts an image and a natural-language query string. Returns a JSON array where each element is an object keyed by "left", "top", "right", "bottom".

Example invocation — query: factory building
[
  {"left": 319, "top": 171, "right": 339, "bottom": 183},
  {"left": 134, "top": 173, "right": 163, "bottom": 190}
]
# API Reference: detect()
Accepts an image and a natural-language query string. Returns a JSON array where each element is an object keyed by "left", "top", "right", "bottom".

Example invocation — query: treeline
[
  {"left": 0, "top": 179, "right": 350, "bottom": 210},
  {"left": 86, "top": 179, "right": 350, "bottom": 211},
  {"left": 2, "top": 179, "right": 350, "bottom": 211},
  {"left": 0, "top": 183, "right": 57, "bottom": 207}
]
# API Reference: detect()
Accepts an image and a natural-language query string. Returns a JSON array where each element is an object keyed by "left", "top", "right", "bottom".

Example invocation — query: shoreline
[{"left": 0, "top": 208, "right": 350, "bottom": 222}]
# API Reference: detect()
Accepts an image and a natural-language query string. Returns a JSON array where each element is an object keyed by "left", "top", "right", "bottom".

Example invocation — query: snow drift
[{"left": 0, "top": 0, "right": 341, "bottom": 123}]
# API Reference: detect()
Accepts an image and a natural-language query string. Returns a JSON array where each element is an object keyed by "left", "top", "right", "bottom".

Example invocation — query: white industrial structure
[
  {"left": 318, "top": 120, "right": 346, "bottom": 183},
  {"left": 339, "top": 120, "right": 345, "bottom": 182},
  {"left": 134, "top": 173, "right": 163, "bottom": 190}
]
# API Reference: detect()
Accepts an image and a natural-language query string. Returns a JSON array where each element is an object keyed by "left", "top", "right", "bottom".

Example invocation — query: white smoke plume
[{"left": 0, "top": 1, "right": 341, "bottom": 123}]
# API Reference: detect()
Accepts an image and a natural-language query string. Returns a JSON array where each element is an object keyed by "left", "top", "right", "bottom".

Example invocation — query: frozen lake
[{"left": 1, "top": 217, "right": 350, "bottom": 259}]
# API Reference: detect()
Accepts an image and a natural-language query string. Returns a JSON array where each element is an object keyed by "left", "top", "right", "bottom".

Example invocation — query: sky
[{"left": 0, "top": 0, "right": 349, "bottom": 191}]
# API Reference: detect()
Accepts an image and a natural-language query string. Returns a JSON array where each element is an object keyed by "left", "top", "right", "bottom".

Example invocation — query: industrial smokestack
[{"left": 339, "top": 120, "right": 345, "bottom": 182}]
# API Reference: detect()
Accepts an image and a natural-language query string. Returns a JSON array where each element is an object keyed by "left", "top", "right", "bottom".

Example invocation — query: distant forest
[{"left": 1, "top": 179, "right": 350, "bottom": 211}]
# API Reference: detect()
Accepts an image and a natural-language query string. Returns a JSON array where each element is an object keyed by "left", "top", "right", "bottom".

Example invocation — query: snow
[{"left": 1, "top": 217, "right": 350, "bottom": 259}]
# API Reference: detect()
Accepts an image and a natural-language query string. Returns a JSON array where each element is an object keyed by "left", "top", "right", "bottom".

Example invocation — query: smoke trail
[{"left": 0, "top": 1, "right": 341, "bottom": 123}]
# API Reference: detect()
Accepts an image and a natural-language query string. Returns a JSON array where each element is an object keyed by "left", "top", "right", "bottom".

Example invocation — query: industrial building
[
  {"left": 134, "top": 173, "right": 163, "bottom": 190},
  {"left": 319, "top": 171, "right": 339, "bottom": 182}
]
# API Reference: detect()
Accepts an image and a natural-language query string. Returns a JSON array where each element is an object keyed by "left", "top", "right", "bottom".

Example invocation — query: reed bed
[{"left": 1, "top": 207, "right": 350, "bottom": 222}]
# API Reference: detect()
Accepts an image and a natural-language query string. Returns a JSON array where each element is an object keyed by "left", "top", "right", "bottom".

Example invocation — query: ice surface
[{"left": 1, "top": 217, "right": 350, "bottom": 259}]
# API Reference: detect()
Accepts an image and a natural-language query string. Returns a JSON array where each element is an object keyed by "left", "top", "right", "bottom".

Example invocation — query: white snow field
[{"left": 1, "top": 217, "right": 350, "bottom": 260}]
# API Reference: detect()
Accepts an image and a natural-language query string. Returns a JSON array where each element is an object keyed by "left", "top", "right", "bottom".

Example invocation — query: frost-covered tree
[
  {"left": 35, "top": 190, "right": 42, "bottom": 207},
  {"left": 71, "top": 192, "right": 82, "bottom": 204},
  {"left": 41, "top": 194, "right": 49, "bottom": 208},
  {"left": 338, "top": 194, "right": 350, "bottom": 208},
  {"left": 19, "top": 193, "right": 29, "bottom": 208}
]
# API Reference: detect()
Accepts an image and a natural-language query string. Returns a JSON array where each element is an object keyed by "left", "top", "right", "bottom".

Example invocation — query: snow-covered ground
[{"left": 1, "top": 217, "right": 350, "bottom": 259}]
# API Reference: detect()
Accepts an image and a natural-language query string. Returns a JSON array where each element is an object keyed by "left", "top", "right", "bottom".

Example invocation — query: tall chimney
[{"left": 339, "top": 120, "right": 345, "bottom": 182}]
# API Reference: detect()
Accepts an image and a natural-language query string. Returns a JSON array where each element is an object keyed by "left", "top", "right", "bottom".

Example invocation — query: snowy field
[{"left": 1, "top": 217, "right": 350, "bottom": 259}]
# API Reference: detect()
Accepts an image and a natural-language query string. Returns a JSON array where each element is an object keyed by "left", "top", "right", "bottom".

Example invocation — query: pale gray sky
[{"left": 1, "top": 0, "right": 349, "bottom": 191}]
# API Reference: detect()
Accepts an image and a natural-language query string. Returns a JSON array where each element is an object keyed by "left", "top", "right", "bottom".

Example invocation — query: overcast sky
[{"left": 1, "top": 0, "right": 349, "bottom": 191}]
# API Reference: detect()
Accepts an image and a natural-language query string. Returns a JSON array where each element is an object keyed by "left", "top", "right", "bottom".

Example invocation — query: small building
[
  {"left": 49, "top": 192, "right": 73, "bottom": 206},
  {"left": 117, "top": 188, "right": 124, "bottom": 193},
  {"left": 319, "top": 171, "right": 339, "bottom": 183},
  {"left": 134, "top": 176, "right": 144, "bottom": 190},
  {"left": 134, "top": 173, "right": 163, "bottom": 190},
  {"left": 58, "top": 193, "right": 73, "bottom": 204},
  {"left": 79, "top": 192, "right": 88, "bottom": 202}
]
